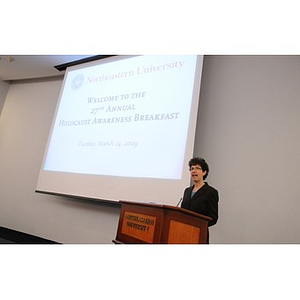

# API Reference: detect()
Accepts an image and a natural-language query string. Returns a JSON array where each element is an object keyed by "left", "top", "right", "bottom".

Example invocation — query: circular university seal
[{"left": 71, "top": 73, "right": 84, "bottom": 90}]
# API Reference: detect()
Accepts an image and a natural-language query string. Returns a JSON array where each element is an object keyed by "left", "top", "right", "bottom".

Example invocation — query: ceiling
[{"left": 0, "top": 55, "right": 92, "bottom": 82}]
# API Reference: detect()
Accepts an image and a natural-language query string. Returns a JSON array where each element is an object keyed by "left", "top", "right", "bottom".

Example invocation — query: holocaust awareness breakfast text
[
  {"left": 57, "top": 90, "right": 180, "bottom": 127},
  {"left": 56, "top": 88, "right": 181, "bottom": 151}
]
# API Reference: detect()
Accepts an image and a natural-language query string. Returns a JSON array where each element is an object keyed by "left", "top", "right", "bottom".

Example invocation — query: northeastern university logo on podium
[{"left": 71, "top": 73, "right": 84, "bottom": 90}]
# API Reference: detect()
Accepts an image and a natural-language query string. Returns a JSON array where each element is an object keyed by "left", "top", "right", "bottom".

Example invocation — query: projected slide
[{"left": 43, "top": 55, "right": 198, "bottom": 180}]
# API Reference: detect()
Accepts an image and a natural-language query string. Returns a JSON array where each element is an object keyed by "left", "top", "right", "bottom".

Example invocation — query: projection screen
[{"left": 36, "top": 55, "right": 203, "bottom": 205}]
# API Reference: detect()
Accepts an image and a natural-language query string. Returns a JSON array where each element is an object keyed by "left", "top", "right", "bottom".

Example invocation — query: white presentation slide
[
  {"left": 44, "top": 55, "right": 198, "bottom": 179},
  {"left": 37, "top": 55, "right": 203, "bottom": 204}
]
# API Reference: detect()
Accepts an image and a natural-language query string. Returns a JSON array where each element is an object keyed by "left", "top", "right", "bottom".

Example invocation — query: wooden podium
[{"left": 113, "top": 201, "right": 212, "bottom": 244}]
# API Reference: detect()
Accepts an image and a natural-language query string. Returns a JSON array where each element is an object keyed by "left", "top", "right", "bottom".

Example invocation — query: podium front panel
[
  {"left": 161, "top": 207, "right": 208, "bottom": 243},
  {"left": 168, "top": 220, "right": 201, "bottom": 243},
  {"left": 115, "top": 202, "right": 164, "bottom": 244},
  {"left": 114, "top": 201, "right": 211, "bottom": 244}
]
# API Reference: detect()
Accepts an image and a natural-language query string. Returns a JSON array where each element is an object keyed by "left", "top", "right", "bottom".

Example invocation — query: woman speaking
[{"left": 181, "top": 157, "right": 219, "bottom": 243}]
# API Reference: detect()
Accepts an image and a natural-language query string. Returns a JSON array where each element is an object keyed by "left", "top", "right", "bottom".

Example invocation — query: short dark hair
[{"left": 189, "top": 157, "right": 209, "bottom": 180}]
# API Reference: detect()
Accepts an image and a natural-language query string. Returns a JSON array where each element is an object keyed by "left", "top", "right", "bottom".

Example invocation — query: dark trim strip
[
  {"left": 54, "top": 55, "right": 116, "bottom": 71},
  {"left": 35, "top": 190, "right": 121, "bottom": 207},
  {"left": 0, "top": 227, "right": 60, "bottom": 244}
]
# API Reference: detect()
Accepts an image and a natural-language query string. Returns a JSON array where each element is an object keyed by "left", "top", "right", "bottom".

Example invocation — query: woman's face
[{"left": 190, "top": 165, "right": 206, "bottom": 183}]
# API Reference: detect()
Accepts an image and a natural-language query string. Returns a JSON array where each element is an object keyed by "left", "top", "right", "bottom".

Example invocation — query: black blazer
[{"left": 181, "top": 182, "right": 219, "bottom": 227}]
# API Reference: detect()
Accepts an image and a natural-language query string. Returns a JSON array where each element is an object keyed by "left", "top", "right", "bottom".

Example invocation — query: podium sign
[
  {"left": 113, "top": 201, "right": 211, "bottom": 244},
  {"left": 121, "top": 211, "right": 156, "bottom": 243}
]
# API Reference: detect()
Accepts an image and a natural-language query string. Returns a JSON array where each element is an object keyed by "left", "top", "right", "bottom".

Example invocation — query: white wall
[
  {"left": 0, "top": 79, "right": 120, "bottom": 243},
  {"left": 0, "top": 56, "right": 300, "bottom": 243},
  {"left": 194, "top": 55, "right": 300, "bottom": 243}
]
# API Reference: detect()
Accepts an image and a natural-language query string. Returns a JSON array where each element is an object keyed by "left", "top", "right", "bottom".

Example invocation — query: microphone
[{"left": 176, "top": 198, "right": 183, "bottom": 207}]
